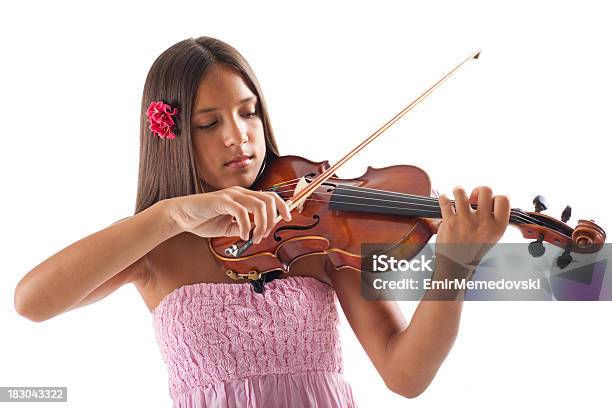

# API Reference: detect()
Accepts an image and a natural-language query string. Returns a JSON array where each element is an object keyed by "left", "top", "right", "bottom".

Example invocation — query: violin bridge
[{"left": 292, "top": 176, "right": 310, "bottom": 213}]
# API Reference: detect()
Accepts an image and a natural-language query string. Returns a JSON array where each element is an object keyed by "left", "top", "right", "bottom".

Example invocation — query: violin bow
[{"left": 225, "top": 49, "right": 482, "bottom": 257}]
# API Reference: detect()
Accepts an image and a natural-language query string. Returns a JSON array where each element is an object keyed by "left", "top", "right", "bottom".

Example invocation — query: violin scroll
[{"left": 572, "top": 219, "right": 606, "bottom": 253}]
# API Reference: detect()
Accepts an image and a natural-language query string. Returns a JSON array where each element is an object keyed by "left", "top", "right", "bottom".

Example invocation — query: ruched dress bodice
[{"left": 151, "top": 276, "right": 358, "bottom": 407}]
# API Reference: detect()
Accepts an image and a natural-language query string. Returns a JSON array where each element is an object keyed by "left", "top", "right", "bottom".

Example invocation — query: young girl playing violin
[{"left": 14, "top": 36, "right": 510, "bottom": 407}]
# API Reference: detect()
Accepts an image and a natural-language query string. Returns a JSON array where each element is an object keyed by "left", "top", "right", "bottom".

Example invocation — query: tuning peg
[
  {"left": 533, "top": 195, "right": 548, "bottom": 213},
  {"left": 528, "top": 233, "right": 546, "bottom": 257},
  {"left": 561, "top": 205, "right": 572, "bottom": 223},
  {"left": 556, "top": 247, "right": 573, "bottom": 269}
]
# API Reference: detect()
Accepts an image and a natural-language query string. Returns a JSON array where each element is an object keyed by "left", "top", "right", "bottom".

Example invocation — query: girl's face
[{"left": 191, "top": 63, "right": 266, "bottom": 191}]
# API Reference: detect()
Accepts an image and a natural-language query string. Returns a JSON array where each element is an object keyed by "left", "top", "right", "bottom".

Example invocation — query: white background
[{"left": 2, "top": 1, "right": 611, "bottom": 407}]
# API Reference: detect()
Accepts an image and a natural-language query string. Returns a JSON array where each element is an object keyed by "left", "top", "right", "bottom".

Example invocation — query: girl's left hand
[{"left": 435, "top": 186, "right": 510, "bottom": 268}]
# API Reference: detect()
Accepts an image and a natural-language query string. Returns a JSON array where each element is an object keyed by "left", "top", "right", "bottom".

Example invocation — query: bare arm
[
  {"left": 327, "top": 259, "right": 468, "bottom": 399},
  {"left": 14, "top": 199, "right": 181, "bottom": 322},
  {"left": 380, "top": 255, "right": 472, "bottom": 398},
  {"left": 328, "top": 186, "right": 510, "bottom": 398}
]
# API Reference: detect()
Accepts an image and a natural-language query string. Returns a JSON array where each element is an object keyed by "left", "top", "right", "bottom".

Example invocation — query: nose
[{"left": 223, "top": 115, "right": 248, "bottom": 147}]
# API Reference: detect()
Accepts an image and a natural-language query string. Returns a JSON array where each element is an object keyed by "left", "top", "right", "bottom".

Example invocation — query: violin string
[
  {"left": 332, "top": 185, "right": 550, "bottom": 227},
  {"left": 263, "top": 180, "right": 557, "bottom": 229},
  {"left": 270, "top": 185, "right": 518, "bottom": 215},
  {"left": 271, "top": 179, "right": 476, "bottom": 204},
  {"left": 276, "top": 196, "right": 539, "bottom": 227},
  {"left": 273, "top": 179, "right": 483, "bottom": 205},
  {"left": 269, "top": 183, "right": 445, "bottom": 204},
  {"left": 265, "top": 183, "right": 545, "bottom": 227},
  {"left": 267, "top": 178, "right": 303, "bottom": 188},
  {"left": 272, "top": 187, "right": 439, "bottom": 205},
  {"left": 266, "top": 184, "right": 533, "bottom": 220}
]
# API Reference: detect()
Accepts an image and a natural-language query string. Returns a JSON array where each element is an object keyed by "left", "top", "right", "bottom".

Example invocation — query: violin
[{"left": 208, "top": 50, "right": 607, "bottom": 293}]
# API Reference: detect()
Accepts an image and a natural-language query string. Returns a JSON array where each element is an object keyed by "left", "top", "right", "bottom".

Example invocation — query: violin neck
[{"left": 328, "top": 184, "right": 523, "bottom": 225}]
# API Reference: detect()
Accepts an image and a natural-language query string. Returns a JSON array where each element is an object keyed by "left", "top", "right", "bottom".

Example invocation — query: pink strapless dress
[{"left": 152, "top": 276, "right": 358, "bottom": 407}]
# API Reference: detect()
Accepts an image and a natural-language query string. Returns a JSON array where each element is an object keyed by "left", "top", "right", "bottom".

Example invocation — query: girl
[{"left": 14, "top": 36, "right": 510, "bottom": 407}]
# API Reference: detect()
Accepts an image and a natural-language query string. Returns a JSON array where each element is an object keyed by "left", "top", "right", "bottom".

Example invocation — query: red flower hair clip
[{"left": 146, "top": 101, "right": 179, "bottom": 139}]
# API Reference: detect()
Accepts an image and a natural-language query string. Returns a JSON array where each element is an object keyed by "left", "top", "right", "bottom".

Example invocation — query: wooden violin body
[{"left": 210, "top": 155, "right": 436, "bottom": 279}]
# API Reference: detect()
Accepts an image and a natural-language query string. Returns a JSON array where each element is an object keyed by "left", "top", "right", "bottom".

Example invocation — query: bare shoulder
[{"left": 137, "top": 235, "right": 336, "bottom": 312}]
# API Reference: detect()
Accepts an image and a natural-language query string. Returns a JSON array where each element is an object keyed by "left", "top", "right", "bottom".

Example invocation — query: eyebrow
[{"left": 193, "top": 96, "right": 256, "bottom": 115}]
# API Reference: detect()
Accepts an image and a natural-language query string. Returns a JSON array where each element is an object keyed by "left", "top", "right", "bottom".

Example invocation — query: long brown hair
[{"left": 134, "top": 36, "right": 280, "bottom": 215}]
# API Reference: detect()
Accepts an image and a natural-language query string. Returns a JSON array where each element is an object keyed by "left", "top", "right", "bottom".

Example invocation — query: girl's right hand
[{"left": 168, "top": 186, "right": 293, "bottom": 244}]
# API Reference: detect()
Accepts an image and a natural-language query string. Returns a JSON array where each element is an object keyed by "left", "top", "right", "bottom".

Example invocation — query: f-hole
[{"left": 273, "top": 215, "right": 321, "bottom": 241}]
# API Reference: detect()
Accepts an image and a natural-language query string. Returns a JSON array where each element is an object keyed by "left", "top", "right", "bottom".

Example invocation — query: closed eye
[
  {"left": 197, "top": 110, "right": 258, "bottom": 130},
  {"left": 198, "top": 121, "right": 217, "bottom": 130}
]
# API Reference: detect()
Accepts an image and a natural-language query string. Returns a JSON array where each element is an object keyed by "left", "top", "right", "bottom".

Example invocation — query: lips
[{"left": 225, "top": 154, "right": 253, "bottom": 165}]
